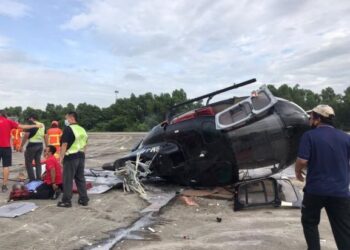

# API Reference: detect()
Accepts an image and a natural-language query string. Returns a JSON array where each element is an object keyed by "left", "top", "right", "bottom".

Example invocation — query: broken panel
[{"left": 234, "top": 177, "right": 302, "bottom": 211}]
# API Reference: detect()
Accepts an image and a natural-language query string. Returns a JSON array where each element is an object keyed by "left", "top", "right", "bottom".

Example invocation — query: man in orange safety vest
[
  {"left": 45, "top": 121, "right": 62, "bottom": 159},
  {"left": 11, "top": 128, "right": 23, "bottom": 151}
]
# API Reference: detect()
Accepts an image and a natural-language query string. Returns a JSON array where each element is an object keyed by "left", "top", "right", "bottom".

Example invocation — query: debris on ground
[
  {"left": 115, "top": 153, "right": 154, "bottom": 200},
  {"left": 86, "top": 190, "right": 176, "bottom": 250},
  {"left": 0, "top": 202, "right": 38, "bottom": 218},
  {"left": 84, "top": 169, "right": 123, "bottom": 194},
  {"left": 178, "top": 195, "right": 199, "bottom": 206},
  {"left": 181, "top": 186, "right": 233, "bottom": 200}
]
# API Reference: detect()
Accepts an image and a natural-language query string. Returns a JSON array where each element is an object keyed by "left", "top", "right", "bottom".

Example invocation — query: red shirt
[
  {"left": 0, "top": 117, "right": 19, "bottom": 147},
  {"left": 44, "top": 155, "right": 62, "bottom": 185}
]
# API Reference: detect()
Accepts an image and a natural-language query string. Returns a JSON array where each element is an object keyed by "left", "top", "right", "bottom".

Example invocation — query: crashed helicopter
[{"left": 104, "top": 79, "right": 309, "bottom": 190}]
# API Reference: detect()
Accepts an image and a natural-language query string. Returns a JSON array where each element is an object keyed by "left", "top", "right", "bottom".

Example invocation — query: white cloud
[
  {"left": 2, "top": 0, "right": 350, "bottom": 109},
  {"left": 0, "top": 35, "right": 10, "bottom": 47},
  {"left": 60, "top": 0, "right": 350, "bottom": 99},
  {"left": 0, "top": 56, "right": 116, "bottom": 108},
  {"left": 0, "top": 0, "right": 30, "bottom": 18},
  {"left": 62, "top": 38, "right": 79, "bottom": 47},
  {"left": 0, "top": 48, "right": 36, "bottom": 63}
]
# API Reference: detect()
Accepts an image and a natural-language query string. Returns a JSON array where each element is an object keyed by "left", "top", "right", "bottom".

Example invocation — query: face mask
[{"left": 64, "top": 119, "right": 70, "bottom": 126}]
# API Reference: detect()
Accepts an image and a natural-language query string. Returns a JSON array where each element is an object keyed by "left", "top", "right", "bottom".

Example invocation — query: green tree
[
  {"left": 22, "top": 107, "right": 44, "bottom": 122},
  {"left": 45, "top": 104, "right": 61, "bottom": 122},
  {"left": 4, "top": 106, "right": 22, "bottom": 118},
  {"left": 321, "top": 87, "right": 337, "bottom": 104},
  {"left": 267, "top": 85, "right": 278, "bottom": 96},
  {"left": 3, "top": 84, "right": 349, "bottom": 131},
  {"left": 172, "top": 89, "right": 187, "bottom": 105},
  {"left": 277, "top": 84, "right": 293, "bottom": 101},
  {"left": 76, "top": 103, "right": 102, "bottom": 131}
]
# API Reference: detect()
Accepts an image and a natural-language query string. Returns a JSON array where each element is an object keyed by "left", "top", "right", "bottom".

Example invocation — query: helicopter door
[
  {"left": 215, "top": 86, "right": 277, "bottom": 130},
  {"left": 233, "top": 177, "right": 303, "bottom": 211}
]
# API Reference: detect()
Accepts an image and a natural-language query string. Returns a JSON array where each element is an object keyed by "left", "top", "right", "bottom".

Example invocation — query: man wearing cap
[
  {"left": 295, "top": 105, "right": 350, "bottom": 250},
  {"left": 45, "top": 120, "right": 63, "bottom": 159}
]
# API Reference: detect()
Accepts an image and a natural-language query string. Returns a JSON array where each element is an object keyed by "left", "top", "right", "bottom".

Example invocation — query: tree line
[{"left": 3, "top": 84, "right": 350, "bottom": 131}]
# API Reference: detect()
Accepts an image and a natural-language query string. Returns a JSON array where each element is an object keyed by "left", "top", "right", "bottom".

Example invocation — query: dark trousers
[
  {"left": 61, "top": 157, "right": 89, "bottom": 203},
  {"left": 25, "top": 144, "right": 43, "bottom": 181},
  {"left": 30, "top": 183, "right": 62, "bottom": 199},
  {"left": 301, "top": 192, "right": 350, "bottom": 250}
]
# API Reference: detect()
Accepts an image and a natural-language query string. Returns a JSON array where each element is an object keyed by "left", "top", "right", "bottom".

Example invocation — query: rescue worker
[
  {"left": 45, "top": 120, "right": 62, "bottom": 159},
  {"left": 11, "top": 127, "right": 23, "bottom": 151},
  {"left": 20, "top": 114, "right": 45, "bottom": 181},
  {"left": 295, "top": 105, "right": 350, "bottom": 250},
  {"left": 57, "top": 111, "right": 89, "bottom": 208},
  {"left": 30, "top": 145, "right": 62, "bottom": 199},
  {"left": 0, "top": 110, "right": 42, "bottom": 192}
]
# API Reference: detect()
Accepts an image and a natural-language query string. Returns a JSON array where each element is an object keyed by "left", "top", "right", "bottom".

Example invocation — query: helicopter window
[
  {"left": 218, "top": 102, "right": 252, "bottom": 126},
  {"left": 252, "top": 91, "right": 271, "bottom": 110},
  {"left": 216, "top": 85, "right": 277, "bottom": 130}
]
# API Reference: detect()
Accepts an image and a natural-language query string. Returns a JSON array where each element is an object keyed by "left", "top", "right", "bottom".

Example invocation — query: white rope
[{"left": 115, "top": 152, "right": 153, "bottom": 200}]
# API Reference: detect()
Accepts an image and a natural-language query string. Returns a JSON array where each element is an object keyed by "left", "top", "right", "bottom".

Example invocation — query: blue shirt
[{"left": 298, "top": 126, "right": 350, "bottom": 197}]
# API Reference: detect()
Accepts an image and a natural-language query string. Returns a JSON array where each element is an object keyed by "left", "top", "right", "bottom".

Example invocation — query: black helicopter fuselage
[{"left": 107, "top": 80, "right": 310, "bottom": 186}]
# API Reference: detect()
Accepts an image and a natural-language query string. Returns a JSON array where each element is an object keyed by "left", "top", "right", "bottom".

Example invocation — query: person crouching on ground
[
  {"left": 30, "top": 145, "right": 62, "bottom": 199},
  {"left": 57, "top": 111, "right": 89, "bottom": 208}
]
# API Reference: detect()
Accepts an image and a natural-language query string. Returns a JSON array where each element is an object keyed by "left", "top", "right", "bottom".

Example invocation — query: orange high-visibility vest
[
  {"left": 11, "top": 128, "right": 22, "bottom": 151},
  {"left": 11, "top": 128, "right": 22, "bottom": 140},
  {"left": 47, "top": 128, "right": 63, "bottom": 146}
]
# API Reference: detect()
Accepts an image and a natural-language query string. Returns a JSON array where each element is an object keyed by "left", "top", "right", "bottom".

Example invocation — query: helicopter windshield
[{"left": 215, "top": 85, "right": 277, "bottom": 130}]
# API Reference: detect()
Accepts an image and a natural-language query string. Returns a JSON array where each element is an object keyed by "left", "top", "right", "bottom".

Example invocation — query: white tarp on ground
[
  {"left": 87, "top": 185, "right": 114, "bottom": 194},
  {"left": 0, "top": 202, "right": 38, "bottom": 218},
  {"left": 84, "top": 169, "right": 123, "bottom": 194},
  {"left": 85, "top": 176, "right": 122, "bottom": 186}
]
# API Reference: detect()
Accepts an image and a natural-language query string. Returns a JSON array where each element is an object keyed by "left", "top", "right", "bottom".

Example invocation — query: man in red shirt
[
  {"left": 0, "top": 110, "right": 41, "bottom": 192},
  {"left": 30, "top": 145, "right": 63, "bottom": 199}
]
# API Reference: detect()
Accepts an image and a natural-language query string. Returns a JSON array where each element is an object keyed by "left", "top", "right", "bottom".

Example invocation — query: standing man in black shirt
[
  {"left": 57, "top": 111, "right": 89, "bottom": 208},
  {"left": 20, "top": 114, "right": 45, "bottom": 181}
]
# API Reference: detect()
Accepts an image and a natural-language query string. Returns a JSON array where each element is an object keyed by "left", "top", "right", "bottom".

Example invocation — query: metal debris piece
[
  {"left": 87, "top": 185, "right": 114, "bottom": 194},
  {"left": 85, "top": 191, "right": 176, "bottom": 250},
  {"left": 141, "top": 192, "right": 176, "bottom": 213},
  {"left": 115, "top": 153, "right": 153, "bottom": 200},
  {"left": 0, "top": 202, "right": 38, "bottom": 218},
  {"left": 178, "top": 195, "right": 199, "bottom": 206}
]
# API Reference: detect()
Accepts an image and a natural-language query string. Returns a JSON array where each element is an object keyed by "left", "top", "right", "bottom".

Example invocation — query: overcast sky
[{"left": 0, "top": 0, "right": 349, "bottom": 109}]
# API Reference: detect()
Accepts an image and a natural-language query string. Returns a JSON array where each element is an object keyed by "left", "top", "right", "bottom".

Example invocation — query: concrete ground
[{"left": 0, "top": 133, "right": 337, "bottom": 250}]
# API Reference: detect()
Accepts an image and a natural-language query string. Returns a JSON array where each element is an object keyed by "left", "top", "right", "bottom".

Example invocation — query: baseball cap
[
  {"left": 51, "top": 120, "right": 59, "bottom": 126},
  {"left": 312, "top": 104, "right": 335, "bottom": 118}
]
